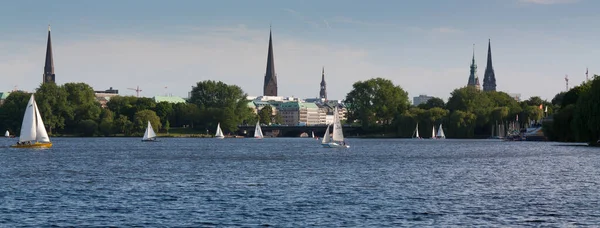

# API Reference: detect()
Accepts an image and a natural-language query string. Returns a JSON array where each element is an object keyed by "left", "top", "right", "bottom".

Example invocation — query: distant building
[
  {"left": 43, "top": 25, "right": 56, "bottom": 84},
  {"left": 413, "top": 95, "right": 434, "bottom": 106},
  {"left": 278, "top": 102, "right": 322, "bottom": 126},
  {"left": 0, "top": 92, "right": 10, "bottom": 106},
  {"left": 482, "top": 39, "right": 497, "bottom": 91},
  {"left": 467, "top": 45, "right": 481, "bottom": 90},
  {"left": 94, "top": 87, "right": 119, "bottom": 108},
  {"left": 94, "top": 87, "right": 119, "bottom": 94},
  {"left": 319, "top": 67, "right": 327, "bottom": 100},
  {"left": 153, "top": 96, "right": 186, "bottom": 104},
  {"left": 508, "top": 93, "right": 521, "bottom": 102}
]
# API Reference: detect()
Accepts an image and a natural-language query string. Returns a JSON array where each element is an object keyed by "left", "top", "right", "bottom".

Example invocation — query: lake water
[{"left": 0, "top": 137, "right": 599, "bottom": 226}]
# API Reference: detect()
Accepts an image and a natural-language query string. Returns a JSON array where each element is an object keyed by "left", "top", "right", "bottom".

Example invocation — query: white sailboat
[
  {"left": 311, "top": 131, "right": 315, "bottom": 138},
  {"left": 254, "top": 120, "right": 264, "bottom": 139},
  {"left": 11, "top": 94, "right": 52, "bottom": 148},
  {"left": 431, "top": 125, "right": 436, "bottom": 139},
  {"left": 412, "top": 123, "right": 421, "bottom": 139},
  {"left": 322, "top": 107, "right": 349, "bottom": 148},
  {"left": 142, "top": 121, "right": 157, "bottom": 142},
  {"left": 4, "top": 130, "right": 9, "bottom": 137},
  {"left": 321, "top": 125, "right": 331, "bottom": 144},
  {"left": 215, "top": 122, "right": 224, "bottom": 139},
  {"left": 436, "top": 124, "right": 446, "bottom": 139}
]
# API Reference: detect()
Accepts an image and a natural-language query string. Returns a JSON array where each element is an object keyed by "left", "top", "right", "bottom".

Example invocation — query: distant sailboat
[
  {"left": 254, "top": 120, "right": 264, "bottom": 139},
  {"left": 412, "top": 123, "right": 421, "bottom": 139},
  {"left": 142, "top": 121, "right": 157, "bottom": 142},
  {"left": 436, "top": 124, "right": 446, "bottom": 139},
  {"left": 4, "top": 130, "right": 9, "bottom": 137},
  {"left": 322, "top": 107, "right": 349, "bottom": 148},
  {"left": 11, "top": 94, "right": 52, "bottom": 148},
  {"left": 215, "top": 122, "right": 224, "bottom": 139},
  {"left": 311, "top": 131, "right": 315, "bottom": 139},
  {"left": 431, "top": 125, "right": 436, "bottom": 139}
]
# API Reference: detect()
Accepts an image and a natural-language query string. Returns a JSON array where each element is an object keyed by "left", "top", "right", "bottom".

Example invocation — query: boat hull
[
  {"left": 11, "top": 142, "right": 52, "bottom": 148},
  {"left": 215, "top": 136, "right": 225, "bottom": 139},
  {"left": 321, "top": 142, "right": 350, "bottom": 148},
  {"left": 142, "top": 138, "right": 159, "bottom": 142}
]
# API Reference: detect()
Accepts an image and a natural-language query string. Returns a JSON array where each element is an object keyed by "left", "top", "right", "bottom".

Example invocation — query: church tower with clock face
[{"left": 43, "top": 25, "right": 55, "bottom": 84}]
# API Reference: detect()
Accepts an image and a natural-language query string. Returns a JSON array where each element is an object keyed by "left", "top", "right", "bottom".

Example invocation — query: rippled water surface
[{"left": 1, "top": 137, "right": 599, "bottom": 226}]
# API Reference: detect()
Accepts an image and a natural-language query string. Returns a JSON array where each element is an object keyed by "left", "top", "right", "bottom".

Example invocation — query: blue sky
[{"left": 0, "top": 0, "right": 598, "bottom": 101}]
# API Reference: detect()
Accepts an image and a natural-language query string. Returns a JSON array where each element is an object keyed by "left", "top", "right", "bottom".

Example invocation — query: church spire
[
  {"left": 467, "top": 44, "right": 480, "bottom": 90},
  {"left": 483, "top": 39, "right": 497, "bottom": 91},
  {"left": 263, "top": 26, "right": 278, "bottom": 96},
  {"left": 320, "top": 67, "right": 327, "bottom": 100},
  {"left": 43, "top": 24, "right": 55, "bottom": 84}
]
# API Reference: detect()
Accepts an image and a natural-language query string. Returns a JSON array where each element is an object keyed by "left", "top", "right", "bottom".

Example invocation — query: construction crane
[
  {"left": 565, "top": 75, "right": 569, "bottom": 91},
  {"left": 127, "top": 86, "right": 142, "bottom": 97}
]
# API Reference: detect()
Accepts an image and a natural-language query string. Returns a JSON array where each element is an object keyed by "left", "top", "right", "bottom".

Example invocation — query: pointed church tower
[
  {"left": 483, "top": 39, "right": 497, "bottom": 91},
  {"left": 263, "top": 27, "right": 278, "bottom": 96},
  {"left": 319, "top": 67, "right": 327, "bottom": 100},
  {"left": 467, "top": 44, "right": 480, "bottom": 90},
  {"left": 43, "top": 25, "right": 56, "bottom": 84}
]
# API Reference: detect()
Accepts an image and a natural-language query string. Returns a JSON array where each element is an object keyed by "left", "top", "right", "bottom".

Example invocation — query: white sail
[
  {"left": 322, "top": 125, "right": 331, "bottom": 144},
  {"left": 332, "top": 107, "right": 344, "bottom": 142},
  {"left": 5, "top": 130, "right": 9, "bottom": 137},
  {"left": 254, "top": 120, "right": 263, "bottom": 138},
  {"left": 436, "top": 124, "right": 445, "bottom": 138},
  {"left": 431, "top": 125, "right": 436, "bottom": 139},
  {"left": 33, "top": 101, "right": 50, "bottom": 142},
  {"left": 414, "top": 123, "right": 420, "bottom": 138},
  {"left": 312, "top": 131, "right": 315, "bottom": 138},
  {"left": 143, "top": 121, "right": 156, "bottom": 140},
  {"left": 18, "top": 95, "right": 37, "bottom": 142},
  {"left": 215, "top": 122, "right": 224, "bottom": 138}
]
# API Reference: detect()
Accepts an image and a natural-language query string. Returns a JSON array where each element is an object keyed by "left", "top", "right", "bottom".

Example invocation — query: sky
[{"left": 0, "top": 0, "right": 598, "bottom": 102}]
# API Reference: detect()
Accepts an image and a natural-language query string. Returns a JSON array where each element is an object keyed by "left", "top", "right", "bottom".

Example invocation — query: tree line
[
  {"left": 344, "top": 78, "right": 549, "bottom": 138},
  {"left": 543, "top": 75, "right": 600, "bottom": 145},
  {"left": 0, "top": 80, "right": 269, "bottom": 137}
]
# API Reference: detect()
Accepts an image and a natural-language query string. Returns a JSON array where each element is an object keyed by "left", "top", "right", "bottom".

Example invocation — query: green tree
[
  {"left": 189, "top": 80, "right": 252, "bottom": 132},
  {"left": 154, "top": 101, "right": 173, "bottom": 124},
  {"left": 164, "top": 120, "right": 170, "bottom": 134},
  {"left": 78, "top": 119, "right": 98, "bottom": 137},
  {"left": 344, "top": 78, "right": 410, "bottom": 131},
  {"left": 572, "top": 76, "right": 600, "bottom": 144},
  {"left": 258, "top": 105, "right": 273, "bottom": 125},
  {"left": 417, "top": 97, "right": 445, "bottom": 110},
  {"left": 35, "top": 83, "right": 71, "bottom": 134},
  {"left": 273, "top": 112, "right": 283, "bottom": 124},
  {"left": 0, "top": 91, "right": 31, "bottom": 134},
  {"left": 447, "top": 110, "right": 477, "bottom": 138},
  {"left": 63, "top": 83, "right": 102, "bottom": 132},
  {"left": 98, "top": 109, "right": 115, "bottom": 136},
  {"left": 114, "top": 114, "right": 133, "bottom": 136},
  {"left": 133, "top": 110, "right": 161, "bottom": 133}
]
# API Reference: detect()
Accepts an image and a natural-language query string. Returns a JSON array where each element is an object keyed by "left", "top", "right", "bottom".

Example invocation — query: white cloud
[{"left": 519, "top": 0, "right": 579, "bottom": 4}]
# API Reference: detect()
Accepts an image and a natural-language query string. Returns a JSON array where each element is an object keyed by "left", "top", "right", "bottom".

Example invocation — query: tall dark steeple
[
  {"left": 319, "top": 67, "right": 327, "bottom": 100},
  {"left": 467, "top": 44, "right": 480, "bottom": 90},
  {"left": 483, "top": 39, "right": 496, "bottom": 91},
  {"left": 43, "top": 25, "right": 55, "bottom": 84},
  {"left": 263, "top": 26, "right": 278, "bottom": 96}
]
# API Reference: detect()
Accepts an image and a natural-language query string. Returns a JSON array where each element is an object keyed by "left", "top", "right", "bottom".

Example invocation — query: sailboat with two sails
[
  {"left": 412, "top": 123, "right": 421, "bottom": 139},
  {"left": 436, "top": 124, "right": 446, "bottom": 139},
  {"left": 215, "top": 122, "right": 225, "bottom": 139},
  {"left": 321, "top": 107, "right": 349, "bottom": 148},
  {"left": 11, "top": 94, "right": 52, "bottom": 148},
  {"left": 142, "top": 121, "right": 158, "bottom": 142}
]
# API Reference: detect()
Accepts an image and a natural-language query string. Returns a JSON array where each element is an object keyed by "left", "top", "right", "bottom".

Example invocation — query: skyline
[{"left": 1, "top": 0, "right": 598, "bottom": 101}]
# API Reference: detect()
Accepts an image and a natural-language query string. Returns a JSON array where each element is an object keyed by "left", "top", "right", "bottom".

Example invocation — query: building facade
[{"left": 413, "top": 95, "right": 434, "bottom": 106}]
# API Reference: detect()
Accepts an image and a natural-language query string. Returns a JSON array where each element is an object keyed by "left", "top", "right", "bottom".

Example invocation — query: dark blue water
[{"left": 1, "top": 137, "right": 599, "bottom": 226}]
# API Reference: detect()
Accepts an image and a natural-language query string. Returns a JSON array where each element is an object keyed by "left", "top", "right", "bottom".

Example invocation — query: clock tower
[{"left": 319, "top": 67, "right": 327, "bottom": 100}]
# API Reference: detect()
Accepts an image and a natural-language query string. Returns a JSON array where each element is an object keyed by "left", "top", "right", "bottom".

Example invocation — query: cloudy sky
[{"left": 0, "top": 0, "right": 597, "bottom": 101}]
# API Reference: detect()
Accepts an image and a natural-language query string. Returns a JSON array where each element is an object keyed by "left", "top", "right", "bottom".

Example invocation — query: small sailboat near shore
[
  {"left": 254, "top": 120, "right": 264, "bottom": 139},
  {"left": 321, "top": 107, "right": 349, "bottom": 148},
  {"left": 436, "top": 124, "right": 446, "bottom": 139},
  {"left": 215, "top": 122, "right": 224, "bottom": 139},
  {"left": 11, "top": 94, "right": 52, "bottom": 148},
  {"left": 142, "top": 121, "right": 158, "bottom": 142},
  {"left": 412, "top": 123, "right": 421, "bottom": 139},
  {"left": 431, "top": 125, "right": 436, "bottom": 139},
  {"left": 5, "top": 130, "right": 10, "bottom": 138}
]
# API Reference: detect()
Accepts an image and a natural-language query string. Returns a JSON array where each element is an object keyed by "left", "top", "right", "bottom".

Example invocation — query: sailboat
[
  {"left": 4, "top": 130, "right": 9, "bottom": 137},
  {"left": 254, "top": 120, "right": 264, "bottom": 139},
  {"left": 436, "top": 124, "right": 446, "bottom": 139},
  {"left": 412, "top": 123, "right": 421, "bottom": 139},
  {"left": 11, "top": 94, "right": 52, "bottom": 148},
  {"left": 311, "top": 131, "right": 315, "bottom": 139},
  {"left": 322, "top": 107, "right": 349, "bottom": 148},
  {"left": 431, "top": 125, "right": 436, "bottom": 139},
  {"left": 215, "top": 122, "right": 225, "bottom": 139},
  {"left": 142, "top": 121, "right": 157, "bottom": 142}
]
